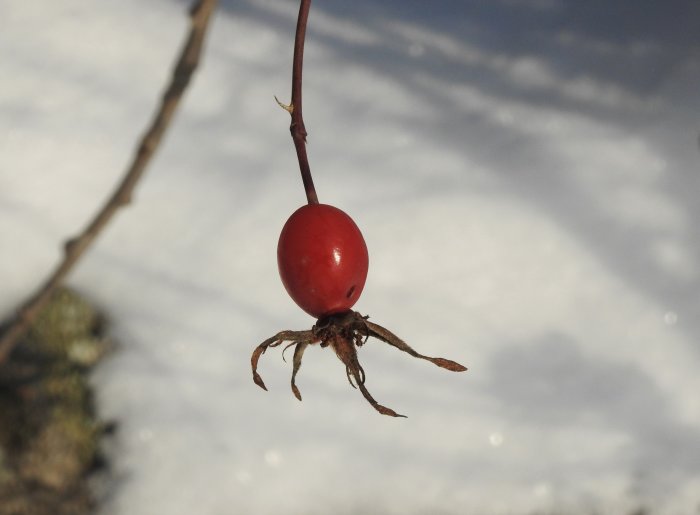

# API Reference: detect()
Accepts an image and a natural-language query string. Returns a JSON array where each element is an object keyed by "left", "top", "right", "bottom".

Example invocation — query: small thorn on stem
[{"left": 274, "top": 96, "right": 294, "bottom": 114}]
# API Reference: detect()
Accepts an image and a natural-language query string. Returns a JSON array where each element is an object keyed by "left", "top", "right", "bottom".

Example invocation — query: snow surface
[{"left": 2, "top": 0, "right": 700, "bottom": 514}]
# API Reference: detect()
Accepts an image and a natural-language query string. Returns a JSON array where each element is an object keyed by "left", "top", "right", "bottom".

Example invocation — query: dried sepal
[
  {"left": 356, "top": 381, "right": 406, "bottom": 418},
  {"left": 251, "top": 329, "right": 314, "bottom": 391},
  {"left": 364, "top": 320, "right": 467, "bottom": 372},
  {"left": 290, "top": 341, "right": 309, "bottom": 400},
  {"left": 330, "top": 336, "right": 401, "bottom": 416}
]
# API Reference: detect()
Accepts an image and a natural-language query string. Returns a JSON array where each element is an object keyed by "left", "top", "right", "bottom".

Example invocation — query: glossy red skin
[{"left": 278, "top": 204, "right": 369, "bottom": 318}]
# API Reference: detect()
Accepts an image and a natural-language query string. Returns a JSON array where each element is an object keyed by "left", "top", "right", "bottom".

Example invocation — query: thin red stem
[{"left": 289, "top": 0, "right": 318, "bottom": 205}]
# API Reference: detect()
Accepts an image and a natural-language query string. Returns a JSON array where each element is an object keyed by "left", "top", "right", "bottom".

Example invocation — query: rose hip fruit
[{"left": 277, "top": 204, "right": 369, "bottom": 318}]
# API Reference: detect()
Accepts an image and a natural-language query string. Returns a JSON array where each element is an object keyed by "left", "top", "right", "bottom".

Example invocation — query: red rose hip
[{"left": 277, "top": 204, "right": 369, "bottom": 318}]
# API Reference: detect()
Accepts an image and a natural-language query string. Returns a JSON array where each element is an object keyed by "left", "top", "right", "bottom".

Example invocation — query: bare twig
[
  {"left": 0, "top": 0, "right": 218, "bottom": 364},
  {"left": 280, "top": 0, "right": 319, "bottom": 205}
]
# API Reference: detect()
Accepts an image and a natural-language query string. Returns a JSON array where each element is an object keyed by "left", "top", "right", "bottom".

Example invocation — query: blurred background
[{"left": 1, "top": 0, "right": 699, "bottom": 513}]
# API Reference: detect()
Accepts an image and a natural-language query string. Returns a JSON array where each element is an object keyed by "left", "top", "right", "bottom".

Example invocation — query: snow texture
[{"left": 2, "top": 0, "right": 700, "bottom": 514}]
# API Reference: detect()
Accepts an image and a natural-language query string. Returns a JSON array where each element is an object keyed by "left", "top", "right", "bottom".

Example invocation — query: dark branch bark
[{"left": 0, "top": 0, "right": 218, "bottom": 364}]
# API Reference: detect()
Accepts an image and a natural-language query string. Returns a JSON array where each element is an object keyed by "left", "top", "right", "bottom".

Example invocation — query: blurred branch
[{"left": 0, "top": 0, "right": 218, "bottom": 364}]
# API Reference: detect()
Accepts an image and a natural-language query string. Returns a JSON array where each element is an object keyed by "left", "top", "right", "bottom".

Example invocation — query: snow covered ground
[{"left": 2, "top": 0, "right": 700, "bottom": 513}]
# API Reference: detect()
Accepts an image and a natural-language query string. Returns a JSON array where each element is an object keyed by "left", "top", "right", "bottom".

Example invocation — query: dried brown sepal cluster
[{"left": 251, "top": 311, "right": 467, "bottom": 417}]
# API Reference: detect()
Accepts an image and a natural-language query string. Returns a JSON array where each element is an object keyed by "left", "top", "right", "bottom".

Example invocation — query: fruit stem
[{"left": 289, "top": 0, "right": 319, "bottom": 205}]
